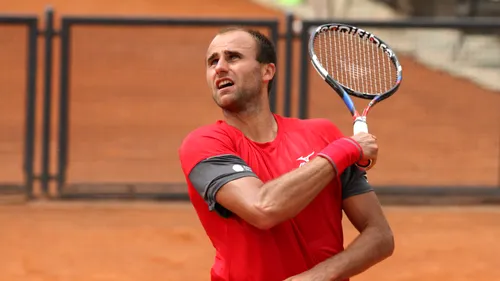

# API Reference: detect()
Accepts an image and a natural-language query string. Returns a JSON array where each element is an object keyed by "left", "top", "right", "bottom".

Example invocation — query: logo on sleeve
[
  {"left": 232, "top": 164, "right": 252, "bottom": 172},
  {"left": 297, "top": 151, "right": 315, "bottom": 167}
]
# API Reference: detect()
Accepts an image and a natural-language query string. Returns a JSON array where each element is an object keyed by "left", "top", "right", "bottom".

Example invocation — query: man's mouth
[{"left": 216, "top": 79, "right": 234, "bottom": 90}]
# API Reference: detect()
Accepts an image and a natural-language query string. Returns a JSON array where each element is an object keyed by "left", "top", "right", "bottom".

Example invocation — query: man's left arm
[{"left": 285, "top": 166, "right": 395, "bottom": 281}]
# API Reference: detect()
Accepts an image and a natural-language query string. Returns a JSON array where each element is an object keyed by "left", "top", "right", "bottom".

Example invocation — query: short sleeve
[
  {"left": 340, "top": 165, "right": 374, "bottom": 200},
  {"left": 178, "top": 126, "right": 257, "bottom": 217},
  {"left": 179, "top": 126, "right": 237, "bottom": 175},
  {"left": 189, "top": 155, "right": 258, "bottom": 217}
]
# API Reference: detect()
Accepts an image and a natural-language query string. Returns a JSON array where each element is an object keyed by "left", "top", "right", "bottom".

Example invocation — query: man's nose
[{"left": 215, "top": 58, "right": 228, "bottom": 73}]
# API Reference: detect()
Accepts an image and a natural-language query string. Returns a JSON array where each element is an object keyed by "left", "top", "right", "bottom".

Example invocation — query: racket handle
[
  {"left": 353, "top": 117, "right": 374, "bottom": 170},
  {"left": 353, "top": 117, "right": 368, "bottom": 134}
]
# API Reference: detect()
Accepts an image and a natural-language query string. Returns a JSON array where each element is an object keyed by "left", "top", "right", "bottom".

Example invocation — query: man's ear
[{"left": 261, "top": 63, "right": 276, "bottom": 83}]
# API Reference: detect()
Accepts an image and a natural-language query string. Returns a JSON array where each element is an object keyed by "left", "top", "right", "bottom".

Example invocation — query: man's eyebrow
[
  {"left": 206, "top": 50, "right": 244, "bottom": 63},
  {"left": 224, "top": 50, "right": 243, "bottom": 57},
  {"left": 207, "top": 53, "right": 218, "bottom": 63}
]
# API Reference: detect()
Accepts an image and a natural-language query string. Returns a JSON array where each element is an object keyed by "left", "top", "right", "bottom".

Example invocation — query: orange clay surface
[{"left": 1, "top": 202, "right": 500, "bottom": 281}]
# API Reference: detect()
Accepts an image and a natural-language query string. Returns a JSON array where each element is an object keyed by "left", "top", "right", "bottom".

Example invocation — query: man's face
[{"left": 205, "top": 30, "right": 263, "bottom": 112}]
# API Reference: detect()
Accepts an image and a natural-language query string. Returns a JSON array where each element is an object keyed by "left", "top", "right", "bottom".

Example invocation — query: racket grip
[
  {"left": 353, "top": 117, "right": 368, "bottom": 134},
  {"left": 353, "top": 117, "right": 374, "bottom": 170}
]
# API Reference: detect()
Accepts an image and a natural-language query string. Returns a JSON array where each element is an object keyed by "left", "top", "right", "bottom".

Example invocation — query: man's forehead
[{"left": 206, "top": 31, "right": 256, "bottom": 56}]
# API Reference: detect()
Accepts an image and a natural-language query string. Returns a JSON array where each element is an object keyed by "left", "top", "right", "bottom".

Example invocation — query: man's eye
[
  {"left": 210, "top": 59, "right": 218, "bottom": 66},
  {"left": 229, "top": 55, "right": 239, "bottom": 60}
]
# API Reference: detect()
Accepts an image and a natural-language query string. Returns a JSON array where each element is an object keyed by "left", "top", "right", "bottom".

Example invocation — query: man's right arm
[
  {"left": 214, "top": 155, "right": 336, "bottom": 229},
  {"left": 180, "top": 129, "right": 377, "bottom": 230}
]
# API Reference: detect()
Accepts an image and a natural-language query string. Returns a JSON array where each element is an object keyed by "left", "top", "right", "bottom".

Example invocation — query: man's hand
[{"left": 351, "top": 132, "right": 378, "bottom": 169}]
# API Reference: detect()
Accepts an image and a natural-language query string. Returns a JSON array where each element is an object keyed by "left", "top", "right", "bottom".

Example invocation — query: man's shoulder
[
  {"left": 178, "top": 120, "right": 240, "bottom": 175},
  {"left": 302, "top": 117, "right": 339, "bottom": 130},
  {"left": 279, "top": 115, "right": 342, "bottom": 135},
  {"left": 181, "top": 120, "right": 236, "bottom": 146}
]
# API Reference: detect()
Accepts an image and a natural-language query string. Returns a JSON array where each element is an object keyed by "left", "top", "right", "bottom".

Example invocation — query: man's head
[{"left": 205, "top": 27, "right": 276, "bottom": 112}]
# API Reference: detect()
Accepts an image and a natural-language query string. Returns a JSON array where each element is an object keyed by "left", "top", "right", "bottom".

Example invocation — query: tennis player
[{"left": 178, "top": 27, "right": 394, "bottom": 281}]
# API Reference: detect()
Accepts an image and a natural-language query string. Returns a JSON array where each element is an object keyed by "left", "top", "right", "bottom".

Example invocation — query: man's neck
[{"left": 223, "top": 106, "right": 278, "bottom": 144}]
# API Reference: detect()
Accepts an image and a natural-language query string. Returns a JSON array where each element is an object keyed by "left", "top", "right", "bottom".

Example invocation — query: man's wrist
[{"left": 318, "top": 137, "right": 362, "bottom": 176}]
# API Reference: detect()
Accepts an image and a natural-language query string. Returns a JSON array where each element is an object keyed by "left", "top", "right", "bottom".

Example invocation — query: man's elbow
[
  {"left": 380, "top": 228, "right": 395, "bottom": 259},
  {"left": 252, "top": 218, "right": 276, "bottom": 230},
  {"left": 250, "top": 203, "right": 283, "bottom": 230}
]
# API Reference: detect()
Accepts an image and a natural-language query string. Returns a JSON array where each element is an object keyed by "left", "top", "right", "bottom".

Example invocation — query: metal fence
[
  {"left": 0, "top": 15, "right": 38, "bottom": 199},
  {"left": 47, "top": 8, "right": 280, "bottom": 201},
  {"left": 1, "top": 7, "right": 499, "bottom": 204}
]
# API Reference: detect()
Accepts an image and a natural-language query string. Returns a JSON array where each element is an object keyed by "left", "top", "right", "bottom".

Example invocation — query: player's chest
[{"left": 236, "top": 134, "right": 328, "bottom": 182}]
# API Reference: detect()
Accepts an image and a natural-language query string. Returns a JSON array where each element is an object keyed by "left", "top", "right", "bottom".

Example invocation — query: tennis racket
[{"left": 308, "top": 23, "right": 403, "bottom": 170}]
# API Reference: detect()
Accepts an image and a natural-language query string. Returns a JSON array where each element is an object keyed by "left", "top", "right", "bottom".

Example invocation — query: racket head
[{"left": 308, "top": 23, "right": 403, "bottom": 103}]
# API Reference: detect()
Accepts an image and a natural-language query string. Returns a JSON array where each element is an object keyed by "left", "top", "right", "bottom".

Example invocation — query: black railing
[
  {"left": 0, "top": 14, "right": 38, "bottom": 199},
  {"left": 55, "top": 14, "right": 279, "bottom": 199},
  {"left": 41, "top": 7, "right": 56, "bottom": 196}
]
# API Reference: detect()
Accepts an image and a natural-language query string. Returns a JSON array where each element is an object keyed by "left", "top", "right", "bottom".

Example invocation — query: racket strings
[{"left": 314, "top": 31, "right": 397, "bottom": 95}]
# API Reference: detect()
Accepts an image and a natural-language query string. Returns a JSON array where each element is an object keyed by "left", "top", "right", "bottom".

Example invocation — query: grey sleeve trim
[
  {"left": 340, "top": 165, "right": 374, "bottom": 200},
  {"left": 188, "top": 154, "right": 258, "bottom": 218}
]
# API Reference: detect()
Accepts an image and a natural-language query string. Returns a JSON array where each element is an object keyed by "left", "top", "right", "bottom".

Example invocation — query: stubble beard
[{"left": 214, "top": 86, "right": 260, "bottom": 114}]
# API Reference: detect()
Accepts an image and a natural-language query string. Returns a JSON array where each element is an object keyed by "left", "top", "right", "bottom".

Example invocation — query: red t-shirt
[{"left": 179, "top": 114, "right": 371, "bottom": 281}]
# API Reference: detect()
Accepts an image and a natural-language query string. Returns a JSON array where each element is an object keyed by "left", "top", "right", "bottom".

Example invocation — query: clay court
[
  {"left": 1, "top": 202, "right": 500, "bottom": 281},
  {"left": 1, "top": 0, "right": 500, "bottom": 280}
]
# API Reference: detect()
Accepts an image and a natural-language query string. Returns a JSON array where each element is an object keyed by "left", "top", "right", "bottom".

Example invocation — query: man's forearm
[
  {"left": 255, "top": 157, "right": 335, "bottom": 224},
  {"left": 315, "top": 226, "right": 394, "bottom": 281},
  {"left": 252, "top": 136, "right": 363, "bottom": 228}
]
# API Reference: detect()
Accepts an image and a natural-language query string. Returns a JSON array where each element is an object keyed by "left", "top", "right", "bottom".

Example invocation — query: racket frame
[{"left": 308, "top": 23, "right": 403, "bottom": 120}]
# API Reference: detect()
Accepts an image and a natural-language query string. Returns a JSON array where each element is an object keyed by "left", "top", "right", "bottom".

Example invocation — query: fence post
[
  {"left": 283, "top": 12, "right": 294, "bottom": 117},
  {"left": 41, "top": 5, "right": 55, "bottom": 197},
  {"left": 298, "top": 21, "right": 310, "bottom": 119},
  {"left": 57, "top": 18, "right": 71, "bottom": 196},
  {"left": 269, "top": 21, "right": 279, "bottom": 114},
  {"left": 23, "top": 17, "right": 39, "bottom": 199}
]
